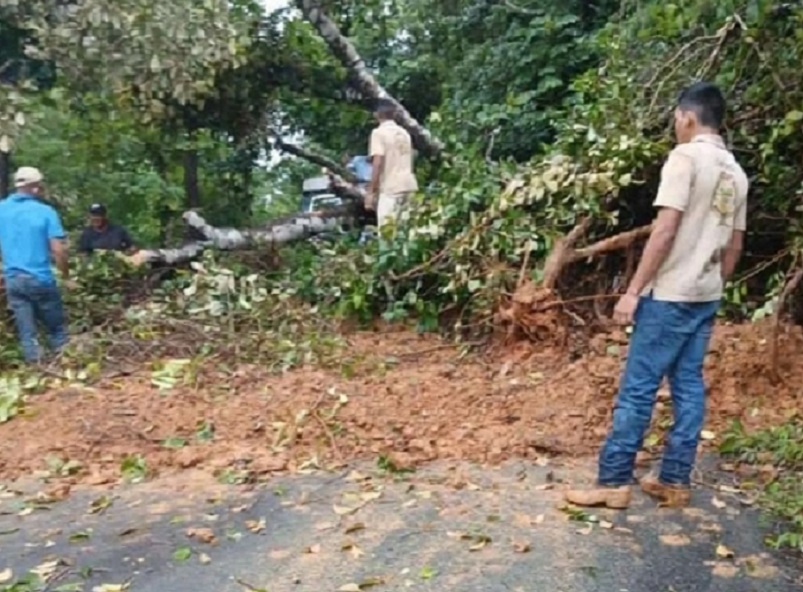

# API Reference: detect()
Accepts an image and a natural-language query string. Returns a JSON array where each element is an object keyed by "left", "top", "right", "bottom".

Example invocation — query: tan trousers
[{"left": 377, "top": 192, "right": 410, "bottom": 229}]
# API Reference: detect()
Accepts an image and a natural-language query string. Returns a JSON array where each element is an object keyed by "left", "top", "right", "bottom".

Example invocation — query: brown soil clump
[{"left": 0, "top": 323, "right": 800, "bottom": 485}]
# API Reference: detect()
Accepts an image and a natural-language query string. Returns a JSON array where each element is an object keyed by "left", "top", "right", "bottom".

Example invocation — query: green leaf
[{"left": 173, "top": 545, "right": 193, "bottom": 562}]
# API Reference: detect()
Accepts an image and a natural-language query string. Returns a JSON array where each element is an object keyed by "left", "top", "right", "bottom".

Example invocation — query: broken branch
[
  {"left": 770, "top": 251, "right": 803, "bottom": 382},
  {"left": 296, "top": 0, "right": 444, "bottom": 157}
]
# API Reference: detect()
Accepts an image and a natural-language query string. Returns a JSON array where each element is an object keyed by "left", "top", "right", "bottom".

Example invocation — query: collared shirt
[
  {"left": 369, "top": 120, "right": 418, "bottom": 195},
  {"left": 78, "top": 224, "right": 134, "bottom": 254},
  {"left": 0, "top": 192, "right": 66, "bottom": 283},
  {"left": 647, "top": 134, "right": 749, "bottom": 302}
]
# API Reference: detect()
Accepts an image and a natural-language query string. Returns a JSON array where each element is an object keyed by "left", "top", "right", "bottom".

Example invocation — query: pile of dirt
[{"left": 0, "top": 322, "right": 801, "bottom": 486}]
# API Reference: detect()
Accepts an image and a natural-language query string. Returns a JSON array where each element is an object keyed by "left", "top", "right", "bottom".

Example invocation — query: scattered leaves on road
[
  {"left": 173, "top": 545, "right": 193, "bottom": 562},
  {"left": 338, "top": 581, "right": 384, "bottom": 592},
  {"left": 512, "top": 539, "right": 531, "bottom": 553},
  {"left": 659, "top": 534, "right": 691, "bottom": 546},
  {"left": 344, "top": 522, "right": 365, "bottom": 534},
  {"left": 186, "top": 527, "right": 216, "bottom": 544},
  {"left": 92, "top": 584, "right": 129, "bottom": 592},
  {"left": 245, "top": 518, "right": 266, "bottom": 534},
  {"left": 69, "top": 529, "right": 92, "bottom": 543},
  {"left": 89, "top": 495, "right": 113, "bottom": 515},
  {"left": 716, "top": 544, "right": 735, "bottom": 559}
]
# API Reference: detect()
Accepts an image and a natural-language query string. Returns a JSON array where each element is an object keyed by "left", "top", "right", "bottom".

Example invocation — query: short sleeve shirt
[
  {"left": 78, "top": 224, "right": 134, "bottom": 254},
  {"left": 0, "top": 193, "right": 65, "bottom": 283},
  {"left": 369, "top": 121, "right": 418, "bottom": 195},
  {"left": 647, "top": 134, "right": 749, "bottom": 302}
]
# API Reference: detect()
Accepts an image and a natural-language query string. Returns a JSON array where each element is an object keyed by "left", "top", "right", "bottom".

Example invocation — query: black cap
[{"left": 88, "top": 203, "right": 107, "bottom": 215}]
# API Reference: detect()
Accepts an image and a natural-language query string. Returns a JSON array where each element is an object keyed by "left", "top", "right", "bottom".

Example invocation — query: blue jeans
[
  {"left": 598, "top": 295, "right": 719, "bottom": 486},
  {"left": 5, "top": 273, "right": 68, "bottom": 363}
]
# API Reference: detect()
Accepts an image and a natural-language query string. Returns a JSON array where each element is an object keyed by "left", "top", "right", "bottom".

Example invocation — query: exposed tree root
[{"left": 499, "top": 223, "right": 653, "bottom": 341}]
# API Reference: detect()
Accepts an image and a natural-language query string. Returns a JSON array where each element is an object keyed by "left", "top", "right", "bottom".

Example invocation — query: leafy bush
[{"left": 721, "top": 420, "right": 803, "bottom": 551}]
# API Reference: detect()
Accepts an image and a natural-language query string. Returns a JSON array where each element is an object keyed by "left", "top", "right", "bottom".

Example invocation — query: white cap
[{"left": 13, "top": 166, "right": 44, "bottom": 188}]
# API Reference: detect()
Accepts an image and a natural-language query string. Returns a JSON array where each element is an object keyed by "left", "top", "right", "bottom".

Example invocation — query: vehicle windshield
[{"left": 308, "top": 195, "right": 342, "bottom": 212}]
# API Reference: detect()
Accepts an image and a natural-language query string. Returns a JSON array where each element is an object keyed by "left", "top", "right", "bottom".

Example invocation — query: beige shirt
[
  {"left": 369, "top": 120, "right": 418, "bottom": 195},
  {"left": 647, "top": 134, "right": 748, "bottom": 302}
]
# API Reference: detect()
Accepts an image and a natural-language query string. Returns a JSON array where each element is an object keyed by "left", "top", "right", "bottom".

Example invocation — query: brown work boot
[
  {"left": 640, "top": 474, "right": 691, "bottom": 507},
  {"left": 564, "top": 485, "right": 632, "bottom": 509}
]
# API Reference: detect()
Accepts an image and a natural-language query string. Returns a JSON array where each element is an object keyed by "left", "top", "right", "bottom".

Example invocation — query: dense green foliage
[
  {"left": 0, "top": 0, "right": 801, "bottom": 352},
  {"left": 721, "top": 420, "right": 803, "bottom": 551}
]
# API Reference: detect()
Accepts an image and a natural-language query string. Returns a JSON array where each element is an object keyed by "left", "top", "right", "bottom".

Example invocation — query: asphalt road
[{"left": 1, "top": 459, "right": 800, "bottom": 592}]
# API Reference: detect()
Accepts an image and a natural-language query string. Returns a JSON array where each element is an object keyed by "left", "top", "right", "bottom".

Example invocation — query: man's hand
[
  {"left": 62, "top": 279, "right": 79, "bottom": 291},
  {"left": 364, "top": 190, "right": 377, "bottom": 211},
  {"left": 613, "top": 293, "right": 640, "bottom": 326}
]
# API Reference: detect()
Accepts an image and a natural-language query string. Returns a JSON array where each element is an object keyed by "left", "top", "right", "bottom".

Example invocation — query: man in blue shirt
[
  {"left": 342, "top": 154, "right": 373, "bottom": 185},
  {"left": 0, "top": 166, "right": 71, "bottom": 362}
]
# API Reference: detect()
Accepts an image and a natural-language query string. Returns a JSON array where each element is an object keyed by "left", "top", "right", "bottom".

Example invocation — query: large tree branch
[
  {"left": 127, "top": 209, "right": 358, "bottom": 266},
  {"left": 267, "top": 130, "right": 367, "bottom": 202},
  {"left": 270, "top": 132, "right": 357, "bottom": 183},
  {"left": 569, "top": 224, "right": 652, "bottom": 262},
  {"left": 296, "top": 0, "right": 444, "bottom": 157}
]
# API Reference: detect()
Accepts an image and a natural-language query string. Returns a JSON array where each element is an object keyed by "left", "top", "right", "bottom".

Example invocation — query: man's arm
[
  {"left": 625, "top": 150, "right": 692, "bottom": 295},
  {"left": 50, "top": 238, "right": 69, "bottom": 279},
  {"left": 626, "top": 208, "right": 684, "bottom": 295},
  {"left": 368, "top": 129, "right": 385, "bottom": 201},
  {"left": 46, "top": 208, "right": 70, "bottom": 279},
  {"left": 722, "top": 197, "right": 747, "bottom": 281},
  {"left": 120, "top": 227, "right": 138, "bottom": 254},
  {"left": 721, "top": 230, "right": 744, "bottom": 281}
]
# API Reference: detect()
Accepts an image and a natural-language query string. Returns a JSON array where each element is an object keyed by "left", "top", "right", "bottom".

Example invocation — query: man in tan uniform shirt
[
  {"left": 366, "top": 98, "right": 418, "bottom": 230},
  {"left": 566, "top": 82, "right": 748, "bottom": 509}
]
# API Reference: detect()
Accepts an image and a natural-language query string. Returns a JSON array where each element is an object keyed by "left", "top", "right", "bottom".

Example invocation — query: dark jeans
[
  {"left": 5, "top": 273, "right": 68, "bottom": 363},
  {"left": 598, "top": 295, "right": 719, "bottom": 486}
]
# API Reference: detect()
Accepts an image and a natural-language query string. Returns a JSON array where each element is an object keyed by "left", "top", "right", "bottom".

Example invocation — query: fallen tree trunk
[
  {"left": 296, "top": 0, "right": 444, "bottom": 157},
  {"left": 128, "top": 208, "right": 358, "bottom": 266}
]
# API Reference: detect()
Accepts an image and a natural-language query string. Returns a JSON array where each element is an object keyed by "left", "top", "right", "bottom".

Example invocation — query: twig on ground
[{"left": 312, "top": 410, "right": 343, "bottom": 463}]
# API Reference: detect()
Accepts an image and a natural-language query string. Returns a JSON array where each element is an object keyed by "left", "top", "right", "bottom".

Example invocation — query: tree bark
[
  {"left": 541, "top": 222, "right": 652, "bottom": 290},
  {"left": 183, "top": 135, "right": 201, "bottom": 209},
  {"left": 295, "top": 0, "right": 444, "bottom": 157},
  {"left": 0, "top": 149, "right": 10, "bottom": 198},
  {"left": 770, "top": 252, "right": 803, "bottom": 382},
  {"left": 269, "top": 134, "right": 367, "bottom": 202},
  {"left": 271, "top": 132, "right": 357, "bottom": 183}
]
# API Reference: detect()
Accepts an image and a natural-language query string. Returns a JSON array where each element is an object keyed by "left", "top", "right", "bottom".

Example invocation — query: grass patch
[{"left": 720, "top": 419, "right": 803, "bottom": 551}]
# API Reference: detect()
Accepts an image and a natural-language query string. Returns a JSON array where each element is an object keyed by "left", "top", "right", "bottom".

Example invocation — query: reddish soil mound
[{"left": 0, "top": 323, "right": 800, "bottom": 485}]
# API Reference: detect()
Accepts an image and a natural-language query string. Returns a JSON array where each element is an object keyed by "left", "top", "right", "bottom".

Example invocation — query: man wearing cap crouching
[
  {"left": 78, "top": 203, "right": 136, "bottom": 255},
  {"left": 0, "top": 167, "right": 72, "bottom": 363}
]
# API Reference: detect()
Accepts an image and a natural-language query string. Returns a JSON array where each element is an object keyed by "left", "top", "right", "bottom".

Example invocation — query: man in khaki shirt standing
[
  {"left": 366, "top": 98, "right": 418, "bottom": 230},
  {"left": 566, "top": 82, "right": 748, "bottom": 509}
]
